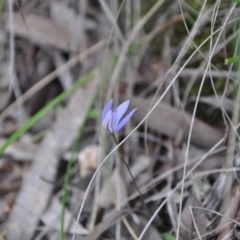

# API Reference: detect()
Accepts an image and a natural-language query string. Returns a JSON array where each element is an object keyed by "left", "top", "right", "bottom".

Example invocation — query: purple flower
[{"left": 102, "top": 99, "right": 137, "bottom": 132}]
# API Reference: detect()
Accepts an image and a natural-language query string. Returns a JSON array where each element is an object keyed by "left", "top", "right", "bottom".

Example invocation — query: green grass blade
[
  {"left": 225, "top": 56, "right": 240, "bottom": 64},
  {"left": 0, "top": 71, "right": 94, "bottom": 155},
  {"left": 0, "top": 0, "right": 5, "bottom": 15},
  {"left": 162, "top": 232, "right": 176, "bottom": 240}
]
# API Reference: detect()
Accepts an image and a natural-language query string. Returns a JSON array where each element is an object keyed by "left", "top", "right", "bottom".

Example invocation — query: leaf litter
[{"left": 0, "top": 1, "right": 239, "bottom": 240}]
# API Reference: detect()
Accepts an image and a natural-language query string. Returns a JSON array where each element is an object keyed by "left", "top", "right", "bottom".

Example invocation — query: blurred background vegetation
[{"left": 0, "top": 1, "right": 239, "bottom": 240}]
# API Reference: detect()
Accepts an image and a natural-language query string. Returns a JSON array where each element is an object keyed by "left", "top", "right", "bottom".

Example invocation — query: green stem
[
  {"left": 110, "top": 132, "right": 144, "bottom": 205},
  {"left": 60, "top": 127, "right": 83, "bottom": 240}
]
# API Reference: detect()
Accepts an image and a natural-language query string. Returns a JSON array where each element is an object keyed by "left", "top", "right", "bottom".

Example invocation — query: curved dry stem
[
  {"left": 179, "top": 0, "right": 240, "bottom": 141},
  {"left": 189, "top": 207, "right": 203, "bottom": 240},
  {"left": 208, "top": 1, "right": 240, "bottom": 144},
  {"left": 176, "top": 4, "right": 236, "bottom": 240},
  {"left": 144, "top": 0, "right": 208, "bottom": 179}
]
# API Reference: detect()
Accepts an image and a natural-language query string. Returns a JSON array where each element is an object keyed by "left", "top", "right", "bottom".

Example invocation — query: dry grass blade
[
  {"left": 121, "top": 217, "right": 138, "bottom": 240},
  {"left": 180, "top": 196, "right": 207, "bottom": 240},
  {"left": 99, "top": 0, "right": 125, "bottom": 44},
  {"left": 85, "top": 210, "right": 129, "bottom": 240},
  {"left": 221, "top": 60, "right": 240, "bottom": 239},
  {"left": 190, "top": 204, "right": 207, "bottom": 240},
  {"left": 41, "top": 197, "right": 88, "bottom": 235},
  {"left": 107, "top": 0, "right": 165, "bottom": 99},
  {"left": 176, "top": 4, "right": 236, "bottom": 239}
]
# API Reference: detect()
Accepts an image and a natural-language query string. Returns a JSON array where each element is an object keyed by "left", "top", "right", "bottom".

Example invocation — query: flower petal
[
  {"left": 114, "top": 108, "right": 137, "bottom": 132},
  {"left": 103, "top": 109, "right": 112, "bottom": 129},
  {"left": 102, "top": 99, "right": 113, "bottom": 121},
  {"left": 113, "top": 100, "right": 130, "bottom": 125},
  {"left": 108, "top": 111, "right": 115, "bottom": 132}
]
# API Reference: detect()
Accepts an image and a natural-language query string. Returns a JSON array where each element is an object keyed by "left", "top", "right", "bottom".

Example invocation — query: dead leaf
[
  {"left": 50, "top": 2, "right": 97, "bottom": 34},
  {"left": 217, "top": 192, "right": 240, "bottom": 239},
  {"left": 128, "top": 97, "right": 224, "bottom": 149},
  {"left": 0, "top": 193, "right": 15, "bottom": 223},
  {"left": 0, "top": 138, "right": 39, "bottom": 162},
  {"left": 180, "top": 196, "right": 208, "bottom": 240},
  {"left": 41, "top": 197, "right": 88, "bottom": 235},
  {"left": 5, "top": 13, "right": 72, "bottom": 51},
  {"left": 50, "top": 2, "right": 97, "bottom": 52},
  {"left": 0, "top": 91, "right": 10, "bottom": 113},
  {"left": 125, "top": 155, "right": 150, "bottom": 183},
  {"left": 188, "top": 95, "right": 234, "bottom": 113},
  {"left": 52, "top": 51, "right": 73, "bottom": 90},
  {"left": 0, "top": 161, "right": 22, "bottom": 194},
  {"left": 85, "top": 209, "right": 129, "bottom": 240},
  {"left": 191, "top": 204, "right": 208, "bottom": 239},
  {"left": 177, "top": 145, "right": 225, "bottom": 172},
  {"left": 204, "top": 173, "right": 226, "bottom": 217},
  {"left": 98, "top": 169, "right": 127, "bottom": 209}
]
